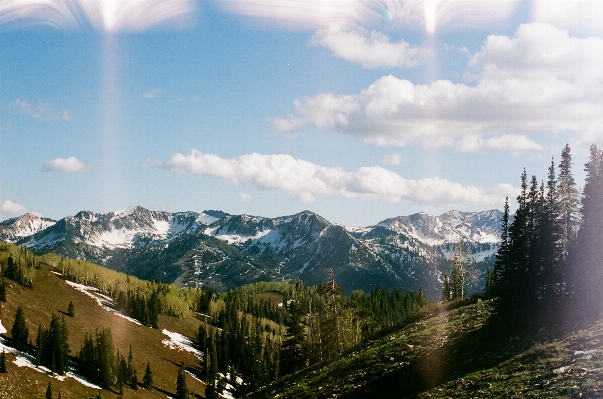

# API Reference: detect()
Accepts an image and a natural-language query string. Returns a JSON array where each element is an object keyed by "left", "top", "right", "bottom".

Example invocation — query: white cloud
[
  {"left": 42, "top": 157, "right": 93, "bottom": 173},
  {"left": 455, "top": 134, "right": 542, "bottom": 154},
  {"left": 1, "top": 200, "right": 27, "bottom": 219},
  {"left": 239, "top": 192, "right": 252, "bottom": 202},
  {"left": 310, "top": 25, "right": 428, "bottom": 68},
  {"left": 0, "top": 0, "right": 196, "bottom": 32},
  {"left": 162, "top": 149, "right": 515, "bottom": 207},
  {"left": 142, "top": 88, "right": 163, "bottom": 98},
  {"left": 383, "top": 153, "right": 403, "bottom": 165},
  {"left": 275, "top": 23, "right": 603, "bottom": 152},
  {"left": 531, "top": 0, "right": 603, "bottom": 36},
  {"left": 9, "top": 99, "right": 72, "bottom": 122}
]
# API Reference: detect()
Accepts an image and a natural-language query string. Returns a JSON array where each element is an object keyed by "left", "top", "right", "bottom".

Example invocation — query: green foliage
[
  {"left": 36, "top": 314, "right": 69, "bottom": 375},
  {"left": 0, "top": 350, "right": 7, "bottom": 373},
  {"left": 176, "top": 361, "right": 188, "bottom": 399},
  {"left": 77, "top": 328, "right": 115, "bottom": 389},
  {"left": 67, "top": 300, "right": 75, "bottom": 317},
  {"left": 45, "top": 381, "right": 52, "bottom": 399},
  {"left": 0, "top": 278, "right": 6, "bottom": 302},
  {"left": 11, "top": 305, "right": 29, "bottom": 351},
  {"left": 142, "top": 362, "right": 154, "bottom": 389},
  {"left": 1, "top": 248, "right": 35, "bottom": 288}
]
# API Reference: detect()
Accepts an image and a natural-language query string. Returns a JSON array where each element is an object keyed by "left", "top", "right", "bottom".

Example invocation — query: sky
[{"left": 1, "top": 0, "right": 602, "bottom": 227}]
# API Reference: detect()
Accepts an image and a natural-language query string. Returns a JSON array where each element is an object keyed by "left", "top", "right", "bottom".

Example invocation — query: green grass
[
  {"left": 246, "top": 299, "right": 603, "bottom": 399},
  {"left": 0, "top": 262, "right": 207, "bottom": 398}
]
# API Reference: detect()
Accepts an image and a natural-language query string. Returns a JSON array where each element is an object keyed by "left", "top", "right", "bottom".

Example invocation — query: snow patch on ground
[
  {"left": 197, "top": 213, "right": 219, "bottom": 226},
  {"left": 65, "top": 280, "right": 142, "bottom": 325},
  {"left": 0, "top": 319, "right": 6, "bottom": 334},
  {"left": 0, "top": 333, "right": 101, "bottom": 389},
  {"left": 161, "top": 329, "right": 203, "bottom": 360},
  {"left": 206, "top": 227, "right": 273, "bottom": 245}
]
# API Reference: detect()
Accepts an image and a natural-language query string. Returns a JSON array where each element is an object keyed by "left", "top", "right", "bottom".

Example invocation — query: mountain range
[{"left": 0, "top": 206, "right": 504, "bottom": 298}]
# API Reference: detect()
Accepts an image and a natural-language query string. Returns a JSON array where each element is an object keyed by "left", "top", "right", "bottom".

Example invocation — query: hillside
[
  {"left": 0, "top": 245, "right": 208, "bottom": 398},
  {"left": 1, "top": 207, "right": 503, "bottom": 298},
  {"left": 246, "top": 298, "right": 603, "bottom": 398}
]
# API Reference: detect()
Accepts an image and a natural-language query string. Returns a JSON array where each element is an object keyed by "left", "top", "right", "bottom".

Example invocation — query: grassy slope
[
  {"left": 247, "top": 299, "right": 603, "bottom": 399},
  {"left": 0, "top": 263, "right": 206, "bottom": 399}
]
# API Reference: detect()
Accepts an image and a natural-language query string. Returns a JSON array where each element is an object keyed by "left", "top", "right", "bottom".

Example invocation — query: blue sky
[{"left": 1, "top": 0, "right": 601, "bottom": 226}]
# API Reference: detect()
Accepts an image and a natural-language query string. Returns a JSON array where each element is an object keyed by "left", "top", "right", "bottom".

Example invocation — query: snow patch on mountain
[
  {"left": 205, "top": 226, "right": 273, "bottom": 245},
  {"left": 197, "top": 213, "right": 220, "bottom": 225},
  {"left": 162, "top": 329, "right": 203, "bottom": 360}
]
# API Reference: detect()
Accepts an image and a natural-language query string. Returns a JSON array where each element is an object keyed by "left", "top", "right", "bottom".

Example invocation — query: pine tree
[
  {"left": 95, "top": 328, "right": 114, "bottom": 389},
  {"left": 490, "top": 197, "right": 510, "bottom": 298},
  {"left": 0, "top": 278, "right": 6, "bottom": 302},
  {"left": 142, "top": 362, "right": 154, "bottom": 389},
  {"left": 67, "top": 301, "right": 75, "bottom": 317},
  {"left": 45, "top": 381, "right": 52, "bottom": 399},
  {"left": 0, "top": 350, "right": 7, "bottom": 373},
  {"left": 11, "top": 305, "right": 29, "bottom": 351},
  {"left": 571, "top": 144, "right": 603, "bottom": 319},
  {"left": 557, "top": 144, "right": 580, "bottom": 261},
  {"left": 441, "top": 274, "right": 451, "bottom": 302},
  {"left": 176, "top": 361, "right": 189, "bottom": 399}
]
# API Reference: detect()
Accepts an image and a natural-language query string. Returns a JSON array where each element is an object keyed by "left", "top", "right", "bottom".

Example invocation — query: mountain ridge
[{"left": 0, "top": 206, "right": 504, "bottom": 298}]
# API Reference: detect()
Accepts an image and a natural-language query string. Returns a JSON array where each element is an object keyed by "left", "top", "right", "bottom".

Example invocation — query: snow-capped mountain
[
  {"left": 0, "top": 213, "right": 56, "bottom": 242},
  {"left": 0, "top": 206, "right": 503, "bottom": 298}
]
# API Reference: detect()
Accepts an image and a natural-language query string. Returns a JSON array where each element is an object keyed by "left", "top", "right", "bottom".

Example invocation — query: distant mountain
[
  {"left": 0, "top": 213, "right": 56, "bottom": 242},
  {"left": 0, "top": 206, "right": 504, "bottom": 298}
]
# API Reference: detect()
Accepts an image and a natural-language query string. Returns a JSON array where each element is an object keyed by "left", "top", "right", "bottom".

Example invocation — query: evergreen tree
[
  {"left": 557, "top": 144, "right": 580, "bottom": 261},
  {"left": 0, "top": 278, "right": 6, "bottom": 302},
  {"left": 280, "top": 298, "right": 307, "bottom": 374},
  {"left": 571, "top": 144, "right": 603, "bottom": 318},
  {"left": 11, "top": 305, "right": 29, "bottom": 351},
  {"left": 491, "top": 197, "right": 511, "bottom": 298},
  {"left": 67, "top": 301, "right": 75, "bottom": 317},
  {"left": 0, "top": 350, "right": 7, "bottom": 373},
  {"left": 45, "top": 381, "right": 52, "bottom": 399},
  {"left": 176, "top": 361, "right": 189, "bottom": 399},
  {"left": 441, "top": 274, "right": 451, "bottom": 302},
  {"left": 95, "top": 329, "right": 114, "bottom": 389},
  {"left": 142, "top": 362, "right": 153, "bottom": 389},
  {"left": 128, "top": 345, "right": 138, "bottom": 389}
]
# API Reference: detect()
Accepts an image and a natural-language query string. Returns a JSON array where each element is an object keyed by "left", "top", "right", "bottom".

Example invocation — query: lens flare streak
[{"left": 0, "top": 0, "right": 196, "bottom": 31}]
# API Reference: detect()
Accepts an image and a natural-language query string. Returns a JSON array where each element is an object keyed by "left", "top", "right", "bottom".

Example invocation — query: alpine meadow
[{"left": 4, "top": 1, "right": 603, "bottom": 398}]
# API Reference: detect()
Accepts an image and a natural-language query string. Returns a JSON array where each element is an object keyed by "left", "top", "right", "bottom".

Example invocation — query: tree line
[{"left": 485, "top": 143, "right": 603, "bottom": 325}]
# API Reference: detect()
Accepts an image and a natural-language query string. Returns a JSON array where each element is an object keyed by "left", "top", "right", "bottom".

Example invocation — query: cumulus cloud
[
  {"left": 9, "top": 99, "right": 72, "bottom": 122},
  {"left": 310, "top": 25, "right": 428, "bottom": 68},
  {"left": 142, "top": 88, "right": 163, "bottom": 98},
  {"left": 1, "top": 200, "right": 28, "bottom": 219},
  {"left": 161, "top": 150, "right": 515, "bottom": 207},
  {"left": 383, "top": 153, "right": 403, "bottom": 165},
  {"left": 42, "top": 157, "right": 93, "bottom": 173},
  {"left": 275, "top": 23, "right": 603, "bottom": 152},
  {"left": 0, "top": 0, "right": 196, "bottom": 32}
]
